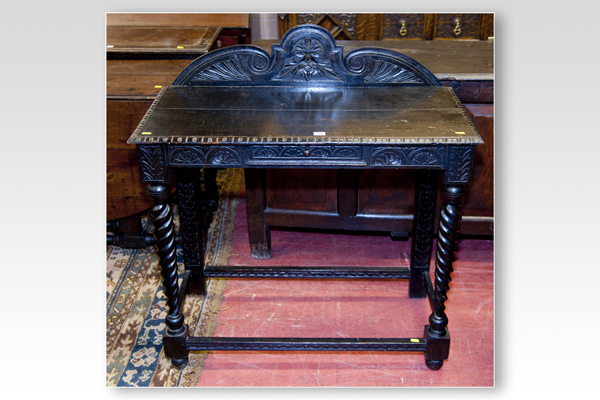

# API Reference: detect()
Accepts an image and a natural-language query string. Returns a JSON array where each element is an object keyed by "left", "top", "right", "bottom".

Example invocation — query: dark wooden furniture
[
  {"left": 278, "top": 13, "right": 493, "bottom": 41},
  {"left": 107, "top": 13, "right": 252, "bottom": 47},
  {"left": 129, "top": 25, "right": 483, "bottom": 370},
  {"left": 248, "top": 39, "right": 493, "bottom": 253},
  {"left": 106, "top": 25, "right": 221, "bottom": 58},
  {"left": 107, "top": 14, "right": 247, "bottom": 246}
]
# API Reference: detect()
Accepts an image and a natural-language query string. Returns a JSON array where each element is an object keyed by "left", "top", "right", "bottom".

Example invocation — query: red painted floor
[{"left": 195, "top": 189, "right": 494, "bottom": 387}]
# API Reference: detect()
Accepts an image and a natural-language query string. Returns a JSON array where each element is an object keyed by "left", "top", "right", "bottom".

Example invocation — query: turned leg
[
  {"left": 175, "top": 168, "right": 206, "bottom": 296},
  {"left": 147, "top": 184, "right": 188, "bottom": 367},
  {"left": 245, "top": 168, "right": 271, "bottom": 259},
  {"left": 409, "top": 170, "right": 438, "bottom": 298},
  {"left": 425, "top": 185, "right": 464, "bottom": 371}
]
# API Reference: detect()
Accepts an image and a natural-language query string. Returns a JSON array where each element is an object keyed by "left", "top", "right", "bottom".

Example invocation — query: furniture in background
[
  {"left": 107, "top": 13, "right": 252, "bottom": 48},
  {"left": 249, "top": 37, "right": 493, "bottom": 257},
  {"left": 128, "top": 25, "right": 483, "bottom": 370},
  {"left": 107, "top": 13, "right": 250, "bottom": 247},
  {"left": 277, "top": 13, "right": 493, "bottom": 41}
]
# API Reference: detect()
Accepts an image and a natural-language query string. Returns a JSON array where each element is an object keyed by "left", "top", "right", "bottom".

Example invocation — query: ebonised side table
[{"left": 128, "top": 25, "right": 483, "bottom": 370}]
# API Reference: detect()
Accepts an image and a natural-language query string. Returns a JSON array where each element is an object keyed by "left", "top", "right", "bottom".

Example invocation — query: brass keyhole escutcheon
[
  {"left": 399, "top": 20, "right": 407, "bottom": 37},
  {"left": 453, "top": 18, "right": 462, "bottom": 36},
  {"left": 303, "top": 150, "right": 311, "bottom": 157}
]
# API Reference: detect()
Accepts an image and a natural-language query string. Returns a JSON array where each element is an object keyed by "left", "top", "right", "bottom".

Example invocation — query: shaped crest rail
[{"left": 173, "top": 24, "right": 440, "bottom": 86}]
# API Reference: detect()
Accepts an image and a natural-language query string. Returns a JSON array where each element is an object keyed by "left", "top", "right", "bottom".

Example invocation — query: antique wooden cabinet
[
  {"left": 107, "top": 14, "right": 250, "bottom": 246},
  {"left": 277, "top": 13, "right": 493, "bottom": 41},
  {"left": 107, "top": 13, "right": 252, "bottom": 47},
  {"left": 249, "top": 38, "right": 494, "bottom": 248}
]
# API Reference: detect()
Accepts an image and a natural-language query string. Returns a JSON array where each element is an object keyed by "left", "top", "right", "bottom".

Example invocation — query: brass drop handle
[
  {"left": 399, "top": 20, "right": 407, "bottom": 37},
  {"left": 453, "top": 18, "right": 462, "bottom": 37}
]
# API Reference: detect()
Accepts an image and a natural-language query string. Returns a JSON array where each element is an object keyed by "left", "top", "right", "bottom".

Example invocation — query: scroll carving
[{"left": 172, "top": 25, "right": 440, "bottom": 87}]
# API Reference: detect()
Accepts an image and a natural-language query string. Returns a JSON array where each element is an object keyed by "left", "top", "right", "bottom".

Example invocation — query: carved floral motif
[{"left": 206, "top": 148, "right": 240, "bottom": 165}]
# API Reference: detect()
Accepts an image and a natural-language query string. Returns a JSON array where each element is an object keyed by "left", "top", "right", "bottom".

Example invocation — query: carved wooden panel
[
  {"left": 295, "top": 13, "right": 358, "bottom": 40},
  {"left": 278, "top": 13, "right": 493, "bottom": 41},
  {"left": 382, "top": 14, "right": 426, "bottom": 39},
  {"left": 137, "top": 145, "right": 170, "bottom": 183},
  {"left": 434, "top": 14, "right": 481, "bottom": 39}
]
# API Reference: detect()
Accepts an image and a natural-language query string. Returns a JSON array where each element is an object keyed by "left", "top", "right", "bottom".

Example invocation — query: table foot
[{"left": 425, "top": 360, "right": 444, "bottom": 371}]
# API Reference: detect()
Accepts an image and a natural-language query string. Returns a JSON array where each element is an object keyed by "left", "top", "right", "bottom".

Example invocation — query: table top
[
  {"left": 127, "top": 85, "right": 482, "bottom": 146},
  {"left": 106, "top": 25, "right": 221, "bottom": 56},
  {"left": 107, "top": 13, "right": 250, "bottom": 29},
  {"left": 253, "top": 39, "right": 493, "bottom": 81}
]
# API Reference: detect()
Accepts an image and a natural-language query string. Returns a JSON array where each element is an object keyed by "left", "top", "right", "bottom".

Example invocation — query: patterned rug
[{"left": 106, "top": 168, "right": 243, "bottom": 387}]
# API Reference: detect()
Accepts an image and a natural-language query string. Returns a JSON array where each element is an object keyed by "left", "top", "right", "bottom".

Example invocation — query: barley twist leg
[
  {"left": 425, "top": 185, "right": 464, "bottom": 371},
  {"left": 148, "top": 184, "right": 188, "bottom": 366}
]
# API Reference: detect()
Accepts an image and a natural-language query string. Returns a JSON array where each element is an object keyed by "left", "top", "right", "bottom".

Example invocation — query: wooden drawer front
[
  {"left": 435, "top": 14, "right": 480, "bottom": 39},
  {"left": 247, "top": 145, "right": 366, "bottom": 167},
  {"left": 382, "top": 14, "right": 426, "bottom": 40}
]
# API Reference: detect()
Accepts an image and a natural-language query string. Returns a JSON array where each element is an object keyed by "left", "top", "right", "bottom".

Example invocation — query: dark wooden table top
[
  {"left": 106, "top": 25, "right": 221, "bottom": 56},
  {"left": 253, "top": 39, "right": 493, "bottom": 81},
  {"left": 128, "top": 85, "right": 483, "bottom": 146}
]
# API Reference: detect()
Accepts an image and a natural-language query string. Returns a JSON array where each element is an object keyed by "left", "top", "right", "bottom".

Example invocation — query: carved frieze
[
  {"left": 371, "top": 147, "right": 443, "bottom": 167},
  {"left": 250, "top": 145, "right": 361, "bottom": 159},
  {"left": 168, "top": 146, "right": 241, "bottom": 166}
]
